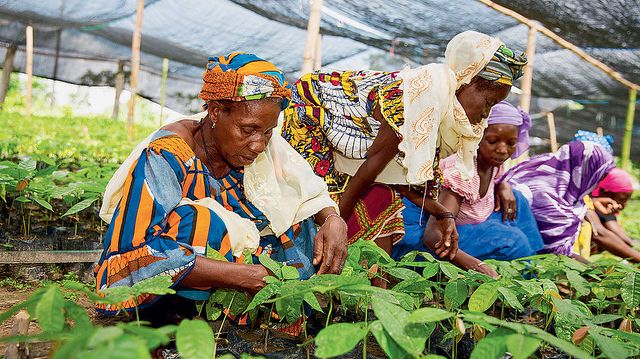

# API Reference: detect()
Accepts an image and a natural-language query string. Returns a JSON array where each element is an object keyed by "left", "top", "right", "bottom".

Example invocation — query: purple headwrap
[
  {"left": 487, "top": 100, "right": 531, "bottom": 158},
  {"left": 500, "top": 141, "right": 615, "bottom": 255}
]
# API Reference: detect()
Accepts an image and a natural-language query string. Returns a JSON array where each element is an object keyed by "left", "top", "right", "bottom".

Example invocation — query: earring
[{"left": 211, "top": 121, "right": 216, "bottom": 129}]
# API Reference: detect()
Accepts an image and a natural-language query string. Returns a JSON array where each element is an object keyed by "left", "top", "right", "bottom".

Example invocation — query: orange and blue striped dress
[{"left": 95, "top": 130, "right": 316, "bottom": 314}]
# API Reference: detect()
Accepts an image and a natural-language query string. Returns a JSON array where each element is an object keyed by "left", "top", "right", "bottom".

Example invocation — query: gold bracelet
[{"left": 472, "top": 262, "right": 487, "bottom": 271}]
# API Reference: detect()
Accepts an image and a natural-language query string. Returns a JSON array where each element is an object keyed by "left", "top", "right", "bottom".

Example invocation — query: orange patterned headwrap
[{"left": 199, "top": 52, "right": 292, "bottom": 110}]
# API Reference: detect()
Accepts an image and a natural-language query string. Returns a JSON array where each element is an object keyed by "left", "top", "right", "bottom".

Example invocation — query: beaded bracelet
[{"left": 325, "top": 213, "right": 347, "bottom": 228}]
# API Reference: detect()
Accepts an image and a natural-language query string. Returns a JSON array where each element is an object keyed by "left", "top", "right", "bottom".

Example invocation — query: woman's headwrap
[
  {"left": 574, "top": 130, "right": 614, "bottom": 155},
  {"left": 487, "top": 100, "right": 531, "bottom": 158},
  {"left": 592, "top": 168, "right": 634, "bottom": 196},
  {"left": 199, "top": 52, "right": 292, "bottom": 110},
  {"left": 477, "top": 45, "right": 527, "bottom": 86}
]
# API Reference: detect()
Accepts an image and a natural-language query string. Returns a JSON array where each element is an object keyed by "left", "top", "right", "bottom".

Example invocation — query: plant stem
[
  {"left": 326, "top": 293, "right": 334, "bottom": 328},
  {"left": 215, "top": 294, "right": 235, "bottom": 358},
  {"left": 363, "top": 298, "right": 368, "bottom": 359},
  {"left": 264, "top": 302, "right": 275, "bottom": 353}
]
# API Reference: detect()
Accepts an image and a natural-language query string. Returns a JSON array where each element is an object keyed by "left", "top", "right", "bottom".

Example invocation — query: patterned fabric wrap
[
  {"left": 501, "top": 141, "right": 615, "bottom": 255},
  {"left": 282, "top": 70, "right": 441, "bottom": 197},
  {"left": 592, "top": 168, "right": 634, "bottom": 196},
  {"left": 574, "top": 130, "right": 614, "bottom": 155},
  {"left": 199, "top": 52, "right": 292, "bottom": 110},
  {"left": 477, "top": 45, "right": 528, "bottom": 86},
  {"left": 332, "top": 184, "right": 405, "bottom": 244},
  {"left": 95, "top": 131, "right": 316, "bottom": 314},
  {"left": 487, "top": 100, "right": 531, "bottom": 158}
]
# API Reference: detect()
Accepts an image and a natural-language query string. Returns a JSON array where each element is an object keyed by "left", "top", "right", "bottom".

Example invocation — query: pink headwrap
[
  {"left": 487, "top": 100, "right": 531, "bottom": 158},
  {"left": 592, "top": 168, "right": 634, "bottom": 196}
]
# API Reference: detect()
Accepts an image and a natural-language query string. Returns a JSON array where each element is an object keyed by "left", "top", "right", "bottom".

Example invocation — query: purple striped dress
[{"left": 500, "top": 141, "right": 615, "bottom": 255}]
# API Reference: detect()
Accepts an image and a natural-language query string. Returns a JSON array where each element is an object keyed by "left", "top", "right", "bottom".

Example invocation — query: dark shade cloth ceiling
[{"left": 0, "top": 0, "right": 638, "bottom": 157}]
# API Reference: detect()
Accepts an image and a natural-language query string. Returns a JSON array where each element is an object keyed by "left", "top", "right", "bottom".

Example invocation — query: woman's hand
[
  {"left": 585, "top": 209, "right": 606, "bottom": 237},
  {"left": 472, "top": 262, "right": 499, "bottom": 279},
  {"left": 238, "top": 264, "right": 270, "bottom": 295},
  {"left": 433, "top": 217, "right": 459, "bottom": 260},
  {"left": 313, "top": 214, "right": 349, "bottom": 275},
  {"left": 495, "top": 182, "right": 516, "bottom": 221},
  {"left": 592, "top": 197, "right": 621, "bottom": 215}
]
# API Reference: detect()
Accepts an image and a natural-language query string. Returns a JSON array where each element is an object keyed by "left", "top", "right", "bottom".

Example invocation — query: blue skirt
[{"left": 395, "top": 190, "right": 544, "bottom": 261}]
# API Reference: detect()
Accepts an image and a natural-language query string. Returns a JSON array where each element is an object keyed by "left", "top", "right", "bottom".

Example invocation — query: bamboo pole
[
  {"left": 518, "top": 25, "right": 537, "bottom": 113},
  {"left": 127, "top": 0, "right": 144, "bottom": 141},
  {"left": 0, "top": 44, "right": 17, "bottom": 107},
  {"left": 301, "top": 0, "right": 323, "bottom": 75},
  {"left": 621, "top": 88, "right": 637, "bottom": 170},
  {"left": 476, "top": 0, "right": 640, "bottom": 91},
  {"left": 51, "top": 28, "right": 62, "bottom": 107},
  {"left": 112, "top": 59, "right": 125, "bottom": 120},
  {"left": 25, "top": 25, "right": 33, "bottom": 118},
  {"left": 159, "top": 57, "right": 168, "bottom": 126},
  {"left": 313, "top": 34, "right": 322, "bottom": 71},
  {"left": 547, "top": 112, "right": 558, "bottom": 152}
]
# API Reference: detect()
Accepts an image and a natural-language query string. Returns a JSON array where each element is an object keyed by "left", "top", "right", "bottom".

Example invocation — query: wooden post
[
  {"left": 547, "top": 112, "right": 558, "bottom": 152},
  {"left": 4, "top": 310, "right": 30, "bottom": 359},
  {"left": 159, "top": 57, "right": 168, "bottom": 126},
  {"left": 621, "top": 88, "right": 637, "bottom": 170},
  {"left": 127, "top": 0, "right": 144, "bottom": 141},
  {"left": 313, "top": 34, "right": 322, "bottom": 71},
  {"left": 519, "top": 24, "right": 537, "bottom": 113},
  {"left": 25, "top": 25, "right": 33, "bottom": 118},
  {"left": 0, "top": 44, "right": 17, "bottom": 107},
  {"left": 112, "top": 59, "right": 125, "bottom": 120},
  {"left": 476, "top": 0, "right": 639, "bottom": 91},
  {"left": 51, "top": 28, "right": 62, "bottom": 107},
  {"left": 301, "top": 0, "right": 323, "bottom": 75}
]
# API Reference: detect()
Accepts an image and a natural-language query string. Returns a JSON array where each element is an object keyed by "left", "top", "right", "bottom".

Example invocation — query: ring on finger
[{"left": 506, "top": 208, "right": 514, "bottom": 214}]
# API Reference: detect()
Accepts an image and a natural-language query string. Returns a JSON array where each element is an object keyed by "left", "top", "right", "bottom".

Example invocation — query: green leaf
[
  {"left": 590, "top": 329, "right": 629, "bottom": 359},
  {"left": 32, "top": 196, "right": 53, "bottom": 211},
  {"left": 122, "top": 324, "right": 172, "bottom": 350},
  {"left": 205, "top": 246, "right": 229, "bottom": 261},
  {"left": 303, "top": 292, "right": 323, "bottom": 313},
  {"left": 205, "top": 301, "right": 222, "bottom": 321},
  {"left": 421, "top": 261, "right": 440, "bottom": 279},
  {"left": 385, "top": 267, "right": 422, "bottom": 280},
  {"left": 62, "top": 197, "right": 97, "bottom": 217},
  {"left": 590, "top": 314, "right": 622, "bottom": 325},
  {"left": 35, "top": 285, "right": 65, "bottom": 333},
  {"left": 258, "top": 254, "right": 282, "bottom": 279},
  {"left": 80, "top": 335, "right": 151, "bottom": 359},
  {"left": 622, "top": 271, "right": 640, "bottom": 309},
  {"left": 565, "top": 269, "right": 590, "bottom": 297},
  {"left": 275, "top": 281, "right": 304, "bottom": 323},
  {"left": 132, "top": 275, "right": 175, "bottom": 296},
  {"left": 439, "top": 262, "right": 460, "bottom": 279},
  {"left": 444, "top": 281, "right": 468, "bottom": 310},
  {"left": 245, "top": 283, "right": 281, "bottom": 312},
  {"left": 368, "top": 320, "right": 410, "bottom": 359},
  {"left": 87, "top": 327, "right": 125, "bottom": 348},
  {"left": 281, "top": 265, "right": 300, "bottom": 280},
  {"left": 371, "top": 296, "right": 426, "bottom": 356},
  {"left": 468, "top": 282, "right": 499, "bottom": 312},
  {"left": 314, "top": 322, "right": 368, "bottom": 358},
  {"left": 18, "top": 158, "right": 36, "bottom": 172},
  {"left": 407, "top": 307, "right": 455, "bottom": 323},
  {"left": 176, "top": 319, "right": 214, "bottom": 359},
  {"left": 470, "top": 328, "right": 510, "bottom": 359},
  {"left": 506, "top": 333, "right": 541, "bottom": 359},
  {"left": 497, "top": 287, "right": 524, "bottom": 312}
]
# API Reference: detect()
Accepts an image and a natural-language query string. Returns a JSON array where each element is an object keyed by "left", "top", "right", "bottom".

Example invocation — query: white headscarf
[{"left": 398, "top": 31, "right": 503, "bottom": 182}]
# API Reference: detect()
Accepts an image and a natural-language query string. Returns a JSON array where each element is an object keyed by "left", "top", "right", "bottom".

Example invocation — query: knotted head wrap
[
  {"left": 574, "top": 130, "right": 614, "bottom": 155},
  {"left": 487, "top": 100, "right": 532, "bottom": 158},
  {"left": 477, "top": 45, "right": 527, "bottom": 86},
  {"left": 199, "top": 52, "right": 292, "bottom": 110},
  {"left": 592, "top": 167, "right": 634, "bottom": 197}
]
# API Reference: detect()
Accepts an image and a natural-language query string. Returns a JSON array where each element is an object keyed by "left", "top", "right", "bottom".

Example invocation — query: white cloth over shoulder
[
  {"left": 99, "top": 112, "right": 337, "bottom": 257},
  {"left": 398, "top": 31, "right": 502, "bottom": 183}
]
